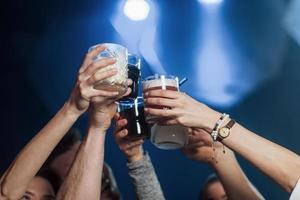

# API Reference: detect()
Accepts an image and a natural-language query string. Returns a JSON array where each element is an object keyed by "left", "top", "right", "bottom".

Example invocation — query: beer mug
[
  {"left": 142, "top": 74, "right": 188, "bottom": 150},
  {"left": 117, "top": 97, "right": 150, "bottom": 140},
  {"left": 120, "top": 54, "right": 141, "bottom": 101},
  {"left": 88, "top": 43, "right": 128, "bottom": 95}
]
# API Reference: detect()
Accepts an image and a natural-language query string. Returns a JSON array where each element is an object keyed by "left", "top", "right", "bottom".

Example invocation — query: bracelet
[{"left": 211, "top": 113, "right": 229, "bottom": 141}]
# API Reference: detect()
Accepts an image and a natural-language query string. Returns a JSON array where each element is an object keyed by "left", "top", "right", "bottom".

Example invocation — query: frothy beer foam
[{"left": 142, "top": 78, "right": 178, "bottom": 91}]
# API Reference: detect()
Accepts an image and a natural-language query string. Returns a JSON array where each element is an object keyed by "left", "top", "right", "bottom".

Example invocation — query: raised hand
[
  {"left": 182, "top": 128, "right": 232, "bottom": 165},
  {"left": 66, "top": 45, "right": 120, "bottom": 116},
  {"left": 113, "top": 113, "right": 144, "bottom": 162},
  {"left": 144, "top": 90, "right": 221, "bottom": 132}
]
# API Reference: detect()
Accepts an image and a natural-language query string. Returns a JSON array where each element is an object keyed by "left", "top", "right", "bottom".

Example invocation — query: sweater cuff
[{"left": 127, "top": 152, "right": 152, "bottom": 170}]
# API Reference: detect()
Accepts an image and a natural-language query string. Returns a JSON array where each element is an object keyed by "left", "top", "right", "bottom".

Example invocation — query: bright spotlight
[
  {"left": 123, "top": 0, "right": 150, "bottom": 21},
  {"left": 198, "top": 0, "right": 223, "bottom": 5}
]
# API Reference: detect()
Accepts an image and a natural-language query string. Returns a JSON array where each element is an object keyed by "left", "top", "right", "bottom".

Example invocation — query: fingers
[
  {"left": 114, "top": 113, "right": 120, "bottom": 121},
  {"left": 114, "top": 118, "right": 127, "bottom": 134},
  {"left": 145, "top": 97, "right": 181, "bottom": 108},
  {"left": 144, "top": 107, "right": 177, "bottom": 118},
  {"left": 79, "top": 45, "right": 106, "bottom": 73},
  {"left": 86, "top": 67, "right": 118, "bottom": 86},
  {"left": 81, "top": 87, "right": 119, "bottom": 102},
  {"left": 186, "top": 138, "right": 206, "bottom": 148},
  {"left": 114, "top": 129, "right": 128, "bottom": 140},
  {"left": 127, "top": 79, "right": 133, "bottom": 86},
  {"left": 113, "top": 126, "right": 144, "bottom": 151},
  {"left": 120, "top": 139, "right": 144, "bottom": 151},
  {"left": 121, "top": 87, "right": 132, "bottom": 98},
  {"left": 144, "top": 89, "right": 181, "bottom": 99},
  {"left": 157, "top": 119, "right": 178, "bottom": 126},
  {"left": 187, "top": 133, "right": 212, "bottom": 147},
  {"left": 80, "top": 58, "right": 116, "bottom": 81},
  {"left": 90, "top": 96, "right": 118, "bottom": 106}
]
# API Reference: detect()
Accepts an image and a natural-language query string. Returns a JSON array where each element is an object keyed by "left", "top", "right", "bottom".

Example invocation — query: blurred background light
[
  {"left": 198, "top": 0, "right": 223, "bottom": 5},
  {"left": 112, "top": 0, "right": 164, "bottom": 74},
  {"left": 123, "top": 0, "right": 150, "bottom": 21},
  {"left": 285, "top": 0, "right": 300, "bottom": 46}
]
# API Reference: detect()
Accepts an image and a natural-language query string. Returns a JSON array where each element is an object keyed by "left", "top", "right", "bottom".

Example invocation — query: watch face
[{"left": 219, "top": 128, "right": 230, "bottom": 138}]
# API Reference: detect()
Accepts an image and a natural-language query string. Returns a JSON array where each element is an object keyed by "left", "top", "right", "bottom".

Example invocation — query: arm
[
  {"left": 127, "top": 152, "right": 165, "bottom": 200},
  {"left": 0, "top": 45, "right": 119, "bottom": 200},
  {"left": 222, "top": 123, "right": 300, "bottom": 193},
  {"left": 113, "top": 114, "right": 165, "bottom": 200},
  {"left": 145, "top": 90, "right": 300, "bottom": 193},
  {"left": 0, "top": 103, "right": 79, "bottom": 200},
  {"left": 56, "top": 83, "right": 130, "bottom": 200},
  {"left": 55, "top": 126, "right": 107, "bottom": 200},
  {"left": 183, "top": 128, "right": 264, "bottom": 200}
]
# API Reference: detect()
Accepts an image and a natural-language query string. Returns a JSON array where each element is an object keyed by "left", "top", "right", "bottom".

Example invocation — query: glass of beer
[
  {"left": 88, "top": 43, "right": 128, "bottom": 95},
  {"left": 117, "top": 97, "right": 150, "bottom": 140},
  {"left": 142, "top": 74, "right": 188, "bottom": 150},
  {"left": 120, "top": 54, "right": 141, "bottom": 101}
]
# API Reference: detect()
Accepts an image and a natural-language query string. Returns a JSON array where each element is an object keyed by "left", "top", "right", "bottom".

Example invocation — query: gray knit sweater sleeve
[{"left": 127, "top": 153, "right": 165, "bottom": 200}]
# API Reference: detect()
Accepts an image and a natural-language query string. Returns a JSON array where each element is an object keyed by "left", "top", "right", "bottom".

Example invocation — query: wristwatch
[{"left": 217, "top": 119, "right": 235, "bottom": 141}]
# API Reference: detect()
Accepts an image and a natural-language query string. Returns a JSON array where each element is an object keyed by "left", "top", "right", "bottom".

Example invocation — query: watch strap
[{"left": 217, "top": 119, "right": 235, "bottom": 141}]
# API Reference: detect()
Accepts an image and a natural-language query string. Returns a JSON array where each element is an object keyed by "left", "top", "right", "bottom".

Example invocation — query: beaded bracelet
[
  {"left": 210, "top": 113, "right": 229, "bottom": 163},
  {"left": 211, "top": 113, "right": 229, "bottom": 141}
]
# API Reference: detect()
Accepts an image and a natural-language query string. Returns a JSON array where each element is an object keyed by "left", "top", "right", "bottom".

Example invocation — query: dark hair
[
  {"left": 101, "top": 163, "right": 121, "bottom": 199},
  {"left": 36, "top": 167, "right": 62, "bottom": 194},
  {"left": 44, "top": 127, "right": 82, "bottom": 166},
  {"left": 199, "top": 174, "right": 220, "bottom": 200}
]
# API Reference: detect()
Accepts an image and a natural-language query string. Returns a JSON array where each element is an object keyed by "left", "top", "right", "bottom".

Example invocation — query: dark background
[{"left": 1, "top": 0, "right": 300, "bottom": 199}]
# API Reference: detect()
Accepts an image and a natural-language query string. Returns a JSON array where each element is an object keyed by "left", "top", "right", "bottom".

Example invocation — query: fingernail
[{"left": 144, "top": 92, "right": 149, "bottom": 96}]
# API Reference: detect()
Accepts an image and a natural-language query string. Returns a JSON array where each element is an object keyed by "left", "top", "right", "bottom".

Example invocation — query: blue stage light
[
  {"left": 123, "top": 0, "right": 150, "bottom": 21},
  {"left": 198, "top": 0, "right": 223, "bottom": 5}
]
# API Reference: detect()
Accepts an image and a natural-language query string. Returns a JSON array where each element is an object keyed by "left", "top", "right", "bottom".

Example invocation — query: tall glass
[
  {"left": 88, "top": 43, "right": 128, "bottom": 95},
  {"left": 142, "top": 74, "right": 188, "bottom": 150},
  {"left": 117, "top": 97, "right": 150, "bottom": 140},
  {"left": 120, "top": 54, "right": 141, "bottom": 100}
]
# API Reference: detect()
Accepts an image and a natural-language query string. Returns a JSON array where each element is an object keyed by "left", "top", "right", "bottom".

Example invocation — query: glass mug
[
  {"left": 117, "top": 97, "right": 150, "bottom": 140},
  {"left": 120, "top": 54, "right": 141, "bottom": 101},
  {"left": 142, "top": 74, "right": 188, "bottom": 150},
  {"left": 88, "top": 43, "right": 128, "bottom": 96}
]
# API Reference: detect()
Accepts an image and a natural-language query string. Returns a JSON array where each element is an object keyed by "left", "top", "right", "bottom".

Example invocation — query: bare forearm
[
  {"left": 223, "top": 123, "right": 300, "bottom": 193},
  {"left": 0, "top": 103, "right": 79, "bottom": 199},
  {"left": 56, "top": 127, "right": 106, "bottom": 200},
  {"left": 212, "top": 149, "right": 264, "bottom": 200}
]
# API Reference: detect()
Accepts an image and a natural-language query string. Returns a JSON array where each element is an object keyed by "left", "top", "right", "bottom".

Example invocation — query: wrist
[
  {"left": 127, "top": 149, "right": 144, "bottom": 163},
  {"left": 87, "top": 124, "right": 109, "bottom": 134},
  {"left": 205, "top": 109, "right": 222, "bottom": 133},
  {"left": 209, "top": 147, "right": 235, "bottom": 168},
  {"left": 61, "top": 102, "right": 82, "bottom": 120},
  {"left": 64, "top": 100, "right": 85, "bottom": 117}
]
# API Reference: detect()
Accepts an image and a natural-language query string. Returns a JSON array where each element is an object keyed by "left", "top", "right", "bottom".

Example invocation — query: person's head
[
  {"left": 22, "top": 168, "right": 61, "bottom": 200},
  {"left": 101, "top": 163, "right": 121, "bottom": 200},
  {"left": 44, "top": 127, "right": 121, "bottom": 200},
  {"left": 199, "top": 174, "right": 227, "bottom": 200},
  {"left": 44, "top": 127, "right": 82, "bottom": 179}
]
